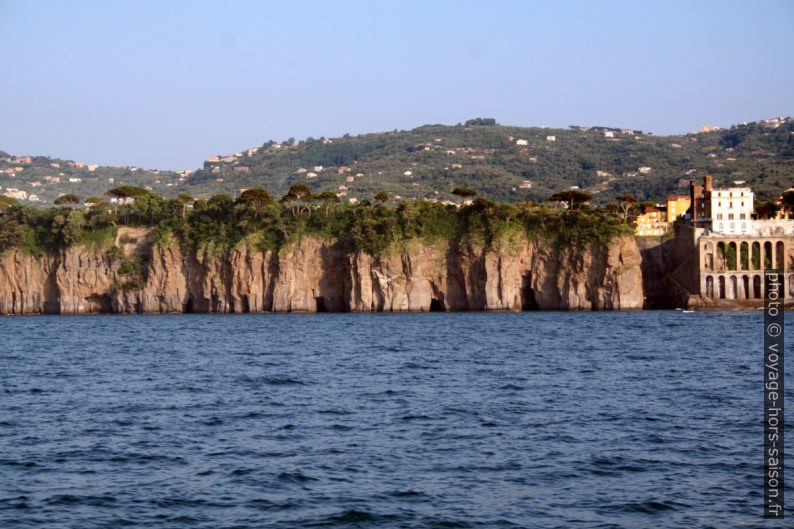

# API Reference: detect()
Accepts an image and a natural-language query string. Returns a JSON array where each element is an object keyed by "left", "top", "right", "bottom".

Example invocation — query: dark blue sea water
[{"left": 1, "top": 311, "right": 791, "bottom": 528}]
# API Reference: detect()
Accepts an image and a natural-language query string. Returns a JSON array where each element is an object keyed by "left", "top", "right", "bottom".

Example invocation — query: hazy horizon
[{"left": 1, "top": 0, "right": 792, "bottom": 170}]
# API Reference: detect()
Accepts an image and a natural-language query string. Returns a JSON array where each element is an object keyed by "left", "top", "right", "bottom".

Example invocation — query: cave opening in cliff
[
  {"left": 315, "top": 297, "right": 327, "bottom": 312},
  {"left": 429, "top": 298, "right": 445, "bottom": 312},
  {"left": 521, "top": 275, "right": 539, "bottom": 310},
  {"left": 183, "top": 298, "right": 194, "bottom": 314}
]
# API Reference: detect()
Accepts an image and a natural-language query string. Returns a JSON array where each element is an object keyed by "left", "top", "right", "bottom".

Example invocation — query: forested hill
[{"left": 3, "top": 117, "right": 793, "bottom": 206}]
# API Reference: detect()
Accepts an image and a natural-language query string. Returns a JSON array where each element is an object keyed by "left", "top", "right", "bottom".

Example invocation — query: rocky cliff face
[{"left": 0, "top": 234, "right": 643, "bottom": 314}]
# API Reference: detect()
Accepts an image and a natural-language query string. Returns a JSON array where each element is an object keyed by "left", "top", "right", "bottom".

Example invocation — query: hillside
[{"left": 2, "top": 117, "right": 793, "bottom": 206}]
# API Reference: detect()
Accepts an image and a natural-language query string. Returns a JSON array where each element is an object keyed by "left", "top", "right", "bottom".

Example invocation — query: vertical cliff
[{"left": 0, "top": 233, "right": 643, "bottom": 314}]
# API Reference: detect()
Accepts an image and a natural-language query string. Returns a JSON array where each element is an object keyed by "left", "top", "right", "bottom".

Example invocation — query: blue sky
[{"left": 1, "top": 0, "right": 792, "bottom": 169}]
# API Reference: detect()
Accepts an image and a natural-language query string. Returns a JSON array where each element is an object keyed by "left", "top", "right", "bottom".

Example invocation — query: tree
[
  {"left": 464, "top": 118, "right": 497, "bottom": 126},
  {"left": 177, "top": 193, "right": 193, "bottom": 220},
  {"left": 548, "top": 190, "right": 592, "bottom": 210},
  {"left": 452, "top": 187, "right": 477, "bottom": 204},
  {"left": 0, "top": 196, "right": 18, "bottom": 211},
  {"left": 54, "top": 194, "right": 80, "bottom": 206},
  {"left": 107, "top": 186, "right": 149, "bottom": 199},
  {"left": 613, "top": 195, "right": 639, "bottom": 222},
  {"left": 754, "top": 200, "right": 779, "bottom": 220},
  {"left": 374, "top": 191, "right": 389, "bottom": 204},
  {"left": 281, "top": 184, "right": 312, "bottom": 215},
  {"left": 237, "top": 188, "right": 272, "bottom": 219},
  {"left": 315, "top": 191, "right": 340, "bottom": 216},
  {"left": 781, "top": 190, "right": 794, "bottom": 215},
  {"left": 238, "top": 188, "right": 272, "bottom": 208},
  {"left": 85, "top": 196, "right": 102, "bottom": 205}
]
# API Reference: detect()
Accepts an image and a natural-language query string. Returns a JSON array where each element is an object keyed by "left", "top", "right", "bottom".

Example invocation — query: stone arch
[
  {"left": 776, "top": 241, "right": 784, "bottom": 269},
  {"left": 716, "top": 242, "right": 726, "bottom": 271},
  {"left": 790, "top": 275, "right": 794, "bottom": 299},
  {"left": 764, "top": 241, "right": 773, "bottom": 269},
  {"left": 754, "top": 275, "right": 762, "bottom": 298},
  {"left": 742, "top": 275, "right": 750, "bottom": 299},
  {"left": 752, "top": 242, "right": 761, "bottom": 270},
  {"left": 788, "top": 246, "right": 794, "bottom": 271},
  {"left": 718, "top": 276, "right": 726, "bottom": 299},
  {"left": 740, "top": 242, "right": 749, "bottom": 270},
  {"left": 704, "top": 242, "right": 714, "bottom": 271},
  {"left": 706, "top": 275, "right": 714, "bottom": 298},
  {"left": 730, "top": 275, "right": 738, "bottom": 299},
  {"left": 727, "top": 241, "right": 738, "bottom": 270}
]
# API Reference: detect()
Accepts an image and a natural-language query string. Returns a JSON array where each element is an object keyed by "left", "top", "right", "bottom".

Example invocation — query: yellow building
[
  {"left": 666, "top": 195, "right": 691, "bottom": 224},
  {"left": 635, "top": 206, "right": 668, "bottom": 236}
]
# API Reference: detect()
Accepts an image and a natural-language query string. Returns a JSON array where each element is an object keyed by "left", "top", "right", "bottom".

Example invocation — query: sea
[{"left": 1, "top": 311, "right": 791, "bottom": 528}]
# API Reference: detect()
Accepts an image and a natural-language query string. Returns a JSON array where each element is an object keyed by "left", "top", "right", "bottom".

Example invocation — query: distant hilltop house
[
  {"left": 3, "top": 188, "right": 27, "bottom": 200},
  {"left": 638, "top": 166, "right": 652, "bottom": 174},
  {"left": 518, "top": 180, "right": 533, "bottom": 189},
  {"left": 515, "top": 139, "right": 529, "bottom": 146},
  {"left": 109, "top": 196, "right": 135, "bottom": 205},
  {"left": 232, "top": 166, "right": 250, "bottom": 174},
  {"left": 546, "top": 135, "right": 556, "bottom": 142},
  {"left": 760, "top": 117, "right": 787, "bottom": 129}
]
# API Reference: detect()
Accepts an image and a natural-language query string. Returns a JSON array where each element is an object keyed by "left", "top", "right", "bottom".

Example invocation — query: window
[
  {"left": 740, "top": 213, "right": 745, "bottom": 220},
  {"left": 717, "top": 214, "right": 723, "bottom": 220},
  {"left": 728, "top": 213, "right": 734, "bottom": 220}
]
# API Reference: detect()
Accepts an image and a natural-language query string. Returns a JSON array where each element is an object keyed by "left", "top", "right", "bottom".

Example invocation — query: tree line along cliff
[{"left": 0, "top": 188, "right": 644, "bottom": 314}]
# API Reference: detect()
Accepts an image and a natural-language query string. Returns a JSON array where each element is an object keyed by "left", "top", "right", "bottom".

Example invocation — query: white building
[
  {"left": 710, "top": 187, "right": 754, "bottom": 235},
  {"left": 4, "top": 188, "right": 27, "bottom": 200}
]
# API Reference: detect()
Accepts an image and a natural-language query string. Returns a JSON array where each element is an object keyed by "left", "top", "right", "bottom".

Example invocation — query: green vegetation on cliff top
[{"left": 0, "top": 187, "right": 632, "bottom": 258}]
